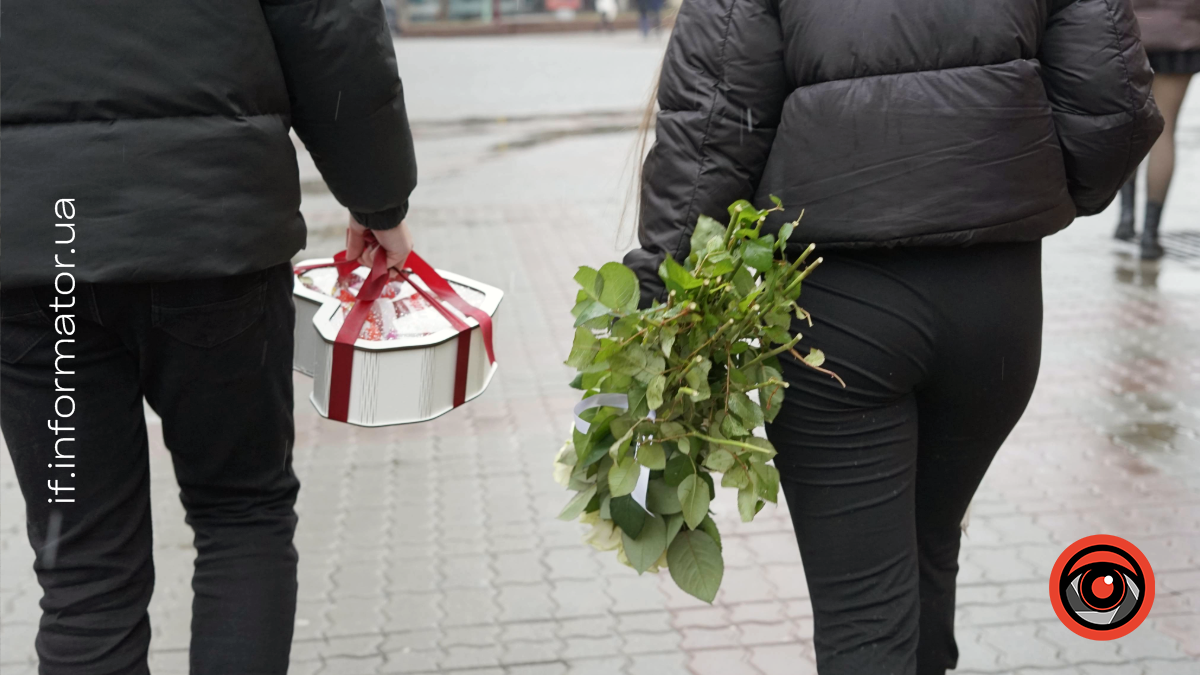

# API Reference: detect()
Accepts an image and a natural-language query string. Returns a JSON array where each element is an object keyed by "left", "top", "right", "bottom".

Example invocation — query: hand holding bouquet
[{"left": 555, "top": 199, "right": 837, "bottom": 602}]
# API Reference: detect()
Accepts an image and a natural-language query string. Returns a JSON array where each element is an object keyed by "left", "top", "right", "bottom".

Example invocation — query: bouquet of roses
[{"left": 554, "top": 199, "right": 838, "bottom": 602}]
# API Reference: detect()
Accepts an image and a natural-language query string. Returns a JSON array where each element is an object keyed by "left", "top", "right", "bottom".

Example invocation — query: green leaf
[
  {"left": 565, "top": 327, "right": 599, "bottom": 368},
  {"left": 584, "top": 489, "right": 603, "bottom": 514},
  {"left": 610, "top": 494, "right": 647, "bottom": 539},
  {"left": 721, "top": 463, "right": 751, "bottom": 489},
  {"left": 610, "top": 425, "right": 636, "bottom": 462},
  {"left": 664, "top": 452, "right": 694, "bottom": 487},
  {"left": 646, "top": 478, "right": 682, "bottom": 515},
  {"left": 727, "top": 199, "right": 757, "bottom": 221},
  {"left": 622, "top": 513, "right": 667, "bottom": 574},
  {"left": 804, "top": 348, "right": 826, "bottom": 368},
  {"left": 777, "top": 220, "right": 795, "bottom": 246},
  {"left": 752, "top": 462, "right": 780, "bottom": 503},
  {"left": 766, "top": 306, "right": 792, "bottom": 329},
  {"left": 737, "top": 487, "right": 760, "bottom": 523},
  {"left": 608, "top": 455, "right": 640, "bottom": 497},
  {"left": 646, "top": 374, "right": 666, "bottom": 411},
  {"left": 598, "top": 262, "right": 640, "bottom": 312},
  {"left": 731, "top": 266, "right": 756, "bottom": 297},
  {"left": 574, "top": 266, "right": 602, "bottom": 299},
  {"left": 594, "top": 338, "right": 620, "bottom": 364},
  {"left": 665, "top": 513, "right": 685, "bottom": 546},
  {"left": 703, "top": 448, "right": 736, "bottom": 473},
  {"left": 737, "top": 286, "right": 764, "bottom": 313},
  {"left": 745, "top": 436, "right": 777, "bottom": 459},
  {"left": 705, "top": 253, "right": 737, "bottom": 278},
  {"left": 632, "top": 383, "right": 653, "bottom": 418},
  {"left": 660, "top": 421, "right": 685, "bottom": 440},
  {"left": 742, "top": 240, "right": 774, "bottom": 271},
  {"left": 568, "top": 372, "right": 584, "bottom": 390},
  {"left": 720, "top": 413, "right": 748, "bottom": 438},
  {"left": 580, "top": 370, "right": 608, "bottom": 391},
  {"left": 611, "top": 344, "right": 649, "bottom": 377},
  {"left": 558, "top": 485, "right": 597, "bottom": 521},
  {"left": 637, "top": 442, "right": 666, "bottom": 470},
  {"left": 758, "top": 366, "right": 785, "bottom": 423},
  {"left": 667, "top": 530, "right": 724, "bottom": 603},
  {"left": 661, "top": 326, "right": 677, "bottom": 357},
  {"left": 676, "top": 436, "right": 693, "bottom": 456},
  {"left": 764, "top": 326, "right": 792, "bottom": 345},
  {"left": 573, "top": 300, "right": 610, "bottom": 328},
  {"left": 637, "top": 353, "right": 666, "bottom": 386},
  {"left": 690, "top": 215, "right": 725, "bottom": 259},
  {"left": 683, "top": 357, "right": 712, "bottom": 402},
  {"left": 677, "top": 474, "right": 711, "bottom": 530},
  {"left": 698, "top": 515, "right": 723, "bottom": 551},
  {"left": 610, "top": 315, "right": 639, "bottom": 339},
  {"left": 728, "top": 392, "right": 764, "bottom": 429},
  {"left": 659, "top": 255, "right": 703, "bottom": 295}
]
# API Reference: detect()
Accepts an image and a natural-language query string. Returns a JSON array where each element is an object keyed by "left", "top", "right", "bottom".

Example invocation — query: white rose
[
  {"left": 583, "top": 518, "right": 622, "bottom": 552},
  {"left": 553, "top": 437, "right": 577, "bottom": 488}
]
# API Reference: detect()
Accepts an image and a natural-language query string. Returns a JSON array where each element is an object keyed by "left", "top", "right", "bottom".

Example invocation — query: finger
[
  {"left": 359, "top": 244, "right": 377, "bottom": 270},
  {"left": 346, "top": 225, "right": 366, "bottom": 261},
  {"left": 386, "top": 249, "right": 410, "bottom": 273}
]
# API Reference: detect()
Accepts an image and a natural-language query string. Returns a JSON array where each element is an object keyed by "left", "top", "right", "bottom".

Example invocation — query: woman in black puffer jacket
[{"left": 625, "top": 1, "right": 1162, "bottom": 673}]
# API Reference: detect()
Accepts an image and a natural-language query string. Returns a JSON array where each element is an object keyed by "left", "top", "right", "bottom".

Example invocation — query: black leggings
[{"left": 766, "top": 242, "right": 1042, "bottom": 675}]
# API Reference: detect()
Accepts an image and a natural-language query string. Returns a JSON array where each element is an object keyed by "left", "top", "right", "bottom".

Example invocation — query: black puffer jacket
[
  {"left": 626, "top": 0, "right": 1163, "bottom": 305},
  {"left": 2, "top": 0, "right": 417, "bottom": 288}
]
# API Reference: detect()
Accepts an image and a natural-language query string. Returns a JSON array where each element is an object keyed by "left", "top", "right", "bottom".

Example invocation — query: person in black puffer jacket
[
  {"left": 1, "top": 2, "right": 416, "bottom": 673},
  {"left": 625, "top": 1, "right": 1162, "bottom": 673}
]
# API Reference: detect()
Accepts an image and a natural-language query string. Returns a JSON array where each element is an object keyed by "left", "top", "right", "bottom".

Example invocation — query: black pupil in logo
[{"left": 1060, "top": 545, "right": 1145, "bottom": 630}]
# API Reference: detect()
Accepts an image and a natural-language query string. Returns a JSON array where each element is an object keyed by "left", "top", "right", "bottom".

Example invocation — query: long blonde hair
[{"left": 618, "top": 69, "right": 661, "bottom": 249}]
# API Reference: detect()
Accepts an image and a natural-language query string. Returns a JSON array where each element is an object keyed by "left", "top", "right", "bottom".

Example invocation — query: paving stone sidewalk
[{"left": 3, "top": 32, "right": 1199, "bottom": 675}]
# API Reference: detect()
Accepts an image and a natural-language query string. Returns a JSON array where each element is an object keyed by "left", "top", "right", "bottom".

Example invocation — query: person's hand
[{"left": 345, "top": 215, "right": 413, "bottom": 278}]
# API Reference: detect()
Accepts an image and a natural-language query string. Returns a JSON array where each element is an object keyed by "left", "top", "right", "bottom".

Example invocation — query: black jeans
[
  {"left": 1, "top": 263, "right": 299, "bottom": 675},
  {"left": 766, "top": 243, "right": 1042, "bottom": 675}
]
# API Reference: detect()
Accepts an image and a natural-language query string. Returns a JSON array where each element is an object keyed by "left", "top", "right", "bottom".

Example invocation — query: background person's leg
[
  {"left": 1145, "top": 73, "right": 1193, "bottom": 204},
  {"left": 766, "top": 251, "right": 939, "bottom": 675},
  {"left": 1142, "top": 73, "right": 1193, "bottom": 259},
  {"left": 1114, "top": 176, "right": 1136, "bottom": 241},
  {"left": 1, "top": 286, "right": 155, "bottom": 675},
  {"left": 138, "top": 264, "right": 299, "bottom": 675},
  {"left": 909, "top": 242, "right": 1043, "bottom": 675}
]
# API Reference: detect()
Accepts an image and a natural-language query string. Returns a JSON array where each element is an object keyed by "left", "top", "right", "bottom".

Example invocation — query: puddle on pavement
[{"left": 1112, "top": 252, "right": 1200, "bottom": 292}]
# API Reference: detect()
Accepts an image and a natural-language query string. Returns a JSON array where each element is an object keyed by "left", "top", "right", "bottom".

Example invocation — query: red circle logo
[{"left": 1049, "top": 534, "right": 1154, "bottom": 640}]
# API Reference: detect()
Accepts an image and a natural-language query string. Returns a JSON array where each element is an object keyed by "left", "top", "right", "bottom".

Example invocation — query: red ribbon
[
  {"left": 294, "top": 247, "right": 496, "bottom": 423},
  {"left": 293, "top": 250, "right": 359, "bottom": 280}
]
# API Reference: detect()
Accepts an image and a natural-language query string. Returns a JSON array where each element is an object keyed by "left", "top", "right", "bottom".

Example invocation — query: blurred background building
[{"left": 386, "top": 0, "right": 680, "bottom": 34}]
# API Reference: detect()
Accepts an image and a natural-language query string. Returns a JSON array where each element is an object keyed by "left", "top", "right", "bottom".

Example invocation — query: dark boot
[
  {"left": 1140, "top": 201, "right": 1165, "bottom": 260},
  {"left": 1114, "top": 178, "right": 1137, "bottom": 241}
]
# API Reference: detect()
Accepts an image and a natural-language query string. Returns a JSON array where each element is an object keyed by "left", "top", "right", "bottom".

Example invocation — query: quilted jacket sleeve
[
  {"left": 1039, "top": 0, "right": 1163, "bottom": 216},
  {"left": 623, "top": 0, "right": 790, "bottom": 307},
  {"left": 261, "top": 0, "right": 417, "bottom": 229}
]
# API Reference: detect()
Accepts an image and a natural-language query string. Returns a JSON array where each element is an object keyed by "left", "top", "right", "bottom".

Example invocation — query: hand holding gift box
[{"left": 293, "top": 244, "right": 500, "bottom": 427}]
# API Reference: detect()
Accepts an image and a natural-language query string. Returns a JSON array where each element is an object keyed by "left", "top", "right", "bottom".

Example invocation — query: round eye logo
[{"left": 1049, "top": 534, "right": 1154, "bottom": 640}]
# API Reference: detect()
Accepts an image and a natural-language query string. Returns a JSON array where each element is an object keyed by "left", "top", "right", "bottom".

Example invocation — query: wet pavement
[{"left": 3, "top": 31, "right": 1199, "bottom": 675}]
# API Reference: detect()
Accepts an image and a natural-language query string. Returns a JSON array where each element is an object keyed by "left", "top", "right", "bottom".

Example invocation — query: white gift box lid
[{"left": 292, "top": 256, "right": 502, "bottom": 426}]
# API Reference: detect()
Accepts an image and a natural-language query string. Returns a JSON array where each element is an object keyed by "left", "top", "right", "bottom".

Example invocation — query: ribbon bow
[{"left": 295, "top": 244, "right": 496, "bottom": 423}]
